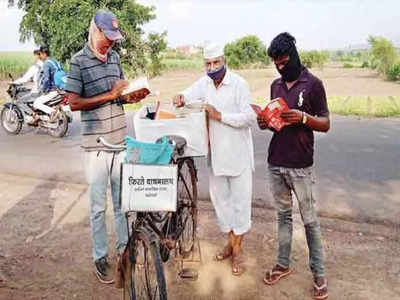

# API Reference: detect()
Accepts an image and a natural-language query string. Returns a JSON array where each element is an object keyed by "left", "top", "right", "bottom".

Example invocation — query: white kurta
[
  {"left": 14, "top": 61, "right": 43, "bottom": 93},
  {"left": 182, "top": 70, "right": 256, "bottom": 234}
]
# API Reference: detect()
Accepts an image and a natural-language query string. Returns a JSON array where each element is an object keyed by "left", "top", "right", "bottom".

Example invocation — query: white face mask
[{"left": 88, "top": 19, "right": 114, "bottom": 62}]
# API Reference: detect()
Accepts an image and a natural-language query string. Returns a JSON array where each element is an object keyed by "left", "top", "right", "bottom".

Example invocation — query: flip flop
[
  {"left": 232, "top": 255, "right": 246, "bottom": 276},
  {"left": 313, "top": 278, "right": 328, "bottom": 300},
  {"left": 263, "top": 265, "right": 292, "bottom": 285},
  {"left": 215, "top": 245, "right": 232, "bottom": 261}
]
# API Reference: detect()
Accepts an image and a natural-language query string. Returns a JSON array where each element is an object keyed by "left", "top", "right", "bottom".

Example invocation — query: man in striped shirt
[{"left": 66, "top": 10, "right": 147, "bottom": 284}]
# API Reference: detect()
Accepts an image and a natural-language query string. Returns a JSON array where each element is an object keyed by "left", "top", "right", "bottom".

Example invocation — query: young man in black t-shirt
[{"left": 258, "top": 32, "right": 330, "bottom": 300}]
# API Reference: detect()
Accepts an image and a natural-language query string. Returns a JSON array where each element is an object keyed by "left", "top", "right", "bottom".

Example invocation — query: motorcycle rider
[
  {"left": 31, "top": 46, "right": 62, "bottom": 123},
  {"left": 13, "top": 49, "right": 43, "bottom": 97}
]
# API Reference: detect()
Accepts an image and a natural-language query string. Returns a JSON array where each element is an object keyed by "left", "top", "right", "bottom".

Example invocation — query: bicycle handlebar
[
  {"left": 97, "top": 136, "right": 126, "bottom": 151},
  {"left": 97, "top": 135, "right": 185, "bottom": 156}
]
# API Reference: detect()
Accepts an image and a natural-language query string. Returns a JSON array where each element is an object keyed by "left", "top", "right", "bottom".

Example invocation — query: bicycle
[{"left": 97, "top": 135, "right": 200, "bottom": 300}]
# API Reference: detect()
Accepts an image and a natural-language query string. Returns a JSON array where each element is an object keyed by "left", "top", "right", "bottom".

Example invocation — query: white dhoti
[
  {"left": 209, "top": 166, "right": 252, "bottom": 235},
  {"left": 181, "top": 69, "right": 256, "bottom": 236}
]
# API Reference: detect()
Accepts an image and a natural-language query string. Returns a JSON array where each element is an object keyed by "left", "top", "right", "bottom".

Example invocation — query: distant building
[{"left": 175, "top": 45, "right": 201, "bottom": 56}]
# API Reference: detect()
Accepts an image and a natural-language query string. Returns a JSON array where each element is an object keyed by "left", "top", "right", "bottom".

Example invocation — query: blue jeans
[
  {"left": 268, "top": 165, "right": 325, "bottom": 277},
  {"left": 84, "top": 151, "right": 128, "bottom": 261}
]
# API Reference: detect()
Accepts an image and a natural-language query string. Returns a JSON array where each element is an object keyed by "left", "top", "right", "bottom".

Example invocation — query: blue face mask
[{"left": 207, "top": 64, "right": 226, "bottom": 82}]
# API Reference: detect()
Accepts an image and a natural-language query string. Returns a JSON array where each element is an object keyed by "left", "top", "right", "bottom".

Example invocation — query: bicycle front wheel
[{"left": 123, "top": 231, "right": 167, "bottom": 300}]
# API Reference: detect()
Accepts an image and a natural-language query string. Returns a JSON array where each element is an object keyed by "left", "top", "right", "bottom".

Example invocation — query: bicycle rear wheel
[
  {"left": 123, "top": 231, "right": 167, "bottom": 300},
  {"left": 176, "top": 158, "right": 198, "bottom": 256}
]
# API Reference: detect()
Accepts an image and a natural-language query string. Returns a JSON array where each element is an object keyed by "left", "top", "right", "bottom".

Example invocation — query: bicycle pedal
[{"left": 178, "top": 268, "right": 198, "bottom": 281}]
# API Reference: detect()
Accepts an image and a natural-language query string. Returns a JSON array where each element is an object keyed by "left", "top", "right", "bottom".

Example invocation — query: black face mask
[{"left": 276, "top": 47, "right": 303, "bottom": 82}]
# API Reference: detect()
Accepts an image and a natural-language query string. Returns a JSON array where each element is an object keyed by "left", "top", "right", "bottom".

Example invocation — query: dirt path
[{"left": 0, "top": 174, "right": 399, "bottom": 300}]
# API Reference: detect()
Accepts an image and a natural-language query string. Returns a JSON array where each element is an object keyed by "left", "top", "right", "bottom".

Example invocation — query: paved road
[{"left": 1, "top": 111, "right": 399, "bottom": 225}]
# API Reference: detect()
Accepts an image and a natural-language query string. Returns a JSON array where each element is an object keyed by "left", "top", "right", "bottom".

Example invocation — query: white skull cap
[{"left": 203, "top": 42, "right": 224, "bottom": 59}]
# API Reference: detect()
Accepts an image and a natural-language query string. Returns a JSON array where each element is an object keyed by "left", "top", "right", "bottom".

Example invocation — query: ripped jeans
[{"left": 268, "top": 164, "right": 325, "bottom": 277}]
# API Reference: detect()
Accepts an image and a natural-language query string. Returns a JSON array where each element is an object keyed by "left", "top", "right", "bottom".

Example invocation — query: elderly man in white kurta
[{"left": 173, "top": 43, "right": 256, "bottom": 276}]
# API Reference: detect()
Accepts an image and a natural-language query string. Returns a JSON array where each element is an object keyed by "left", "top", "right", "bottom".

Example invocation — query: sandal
[
  {"left": 313, "top": 277, "right": 328, "bottom": 300},
  {"left": 215, "top": 245, "right": 232, "bottom": 261},
  {"left": 232, "top": 251, "right": 245, "bottom": 276},
  {"left": 263, "top": 265, "right": 292, "bottom": 285}
]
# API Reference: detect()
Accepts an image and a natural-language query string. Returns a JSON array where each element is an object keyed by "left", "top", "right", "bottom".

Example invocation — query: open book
[
  {"left": 251, "top": 97, "right": 289, "bottom": 131},
  {"left": 121, "top": 77, "right": 152, "bottom": 99}
]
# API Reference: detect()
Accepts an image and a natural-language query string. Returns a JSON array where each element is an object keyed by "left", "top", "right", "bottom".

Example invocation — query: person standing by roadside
[
  {"left": 66, "top": 10, "right": 147, "bottom": 284},
  {"left": 259, "top": 32, "right": 330, "bottom": 300},
  {"left": 174, "top": 43, "right": 256, "bottom": 276}
]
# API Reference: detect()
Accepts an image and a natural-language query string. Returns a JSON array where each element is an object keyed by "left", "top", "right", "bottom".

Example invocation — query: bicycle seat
[{"left": 156, "top": 135, "right": 187, "bottom": 156}]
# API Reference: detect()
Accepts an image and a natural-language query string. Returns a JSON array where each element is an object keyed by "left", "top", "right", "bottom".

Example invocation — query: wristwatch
[{"left": 302, "top": 112, "right": 308, "bottom": 124}]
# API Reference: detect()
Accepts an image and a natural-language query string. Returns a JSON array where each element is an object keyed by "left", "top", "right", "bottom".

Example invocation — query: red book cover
[{"left": 252, "top": 98, "right": 289, "bottom": 131}]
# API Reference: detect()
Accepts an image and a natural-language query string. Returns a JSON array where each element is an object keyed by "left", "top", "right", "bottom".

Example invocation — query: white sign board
[{"left": 120, "top": 163, "right": 177, "bottom": 212}]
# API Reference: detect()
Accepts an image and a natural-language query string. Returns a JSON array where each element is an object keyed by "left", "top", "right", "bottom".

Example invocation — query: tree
[
  {"left": 146, "top": 31, "right": 167, "bottom": 77},
  {"left": 368, "top": 36, "right": 396, "bottom": 75},
  {"left": 300, "top": 50, "right": 329, "bottom": 69},
  {"left": 8, "top": 0, "right": 167, "bottom": 77},
  {"left": 224, "top": 35, "right": 270, "bottom": 69}
]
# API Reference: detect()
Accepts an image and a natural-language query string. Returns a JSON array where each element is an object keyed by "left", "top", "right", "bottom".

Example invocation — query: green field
[
  {"left": 1, "top": 51, "right": 400, "bottom": 118},
  {"left": 162, "top": 57, "right": 203, "bottom": 70},
  {"left": 254, "top": 96, "right": 400, "bottom": 117},
  {"left": 0, "top": 51, "right": 34, "bottom": 80},
  {"left": 328, "top": 96, "right": 400, "bottom": 117}
]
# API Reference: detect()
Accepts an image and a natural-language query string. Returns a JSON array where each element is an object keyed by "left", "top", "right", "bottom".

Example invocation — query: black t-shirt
[{"left": 268, "top": 68, "right": 329, "bottom": 168}]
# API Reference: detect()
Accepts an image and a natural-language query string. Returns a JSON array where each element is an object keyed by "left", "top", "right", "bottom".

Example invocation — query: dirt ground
[
  {"left": 1, "top": 66, "right": 400, "bottom": 300},
  {"left": 0, "top": 174, "right": 399, "bottom": 300}
]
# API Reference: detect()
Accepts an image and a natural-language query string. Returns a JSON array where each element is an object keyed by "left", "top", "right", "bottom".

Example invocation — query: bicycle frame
[{"left": 97, "top": 136, "right": 200, "bottom": 300}]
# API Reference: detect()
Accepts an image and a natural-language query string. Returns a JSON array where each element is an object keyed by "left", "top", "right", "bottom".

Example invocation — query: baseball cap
[{"left": 94, "top": 10, "right": 123, "bottom": 41}]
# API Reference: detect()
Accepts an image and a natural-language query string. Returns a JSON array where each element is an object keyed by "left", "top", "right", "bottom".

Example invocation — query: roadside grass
[
  {"left": 0, "top": 51, "right": 33, "bottom": 80},
  {"left": 254, "top": 96, "right": 400, "bottom": 117},
  {"left": 162, "top": 57, "right": 203, "bottom": 70}
]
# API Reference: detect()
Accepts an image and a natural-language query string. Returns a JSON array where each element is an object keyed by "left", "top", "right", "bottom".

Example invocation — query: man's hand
[
  {"left": 257, "top": 115, "right": 269, "bottom": 130},
  {"left": 109, "top": 80, "right": 129, "bottom": 100},
  {"left": 173, "top": 94, "right": 185, "bottom": 107},
  {"left": 122, "top": 88, "right": 150, "bottom": 103},
  {"left": 204, "top": 104, "right": 221, "bottom": 121},
  {"left": 281, "top": 109, "right": 303, "bottom": 124}
]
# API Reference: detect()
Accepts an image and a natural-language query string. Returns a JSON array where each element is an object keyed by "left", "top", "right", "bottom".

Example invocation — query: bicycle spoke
[{"left": 177, "top": 159, "right": 198, "bottom": 256}]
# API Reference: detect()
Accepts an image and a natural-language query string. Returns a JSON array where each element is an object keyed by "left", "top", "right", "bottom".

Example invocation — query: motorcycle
[{"left": 1, "top": 74, "right": 73, "bottom": 138}]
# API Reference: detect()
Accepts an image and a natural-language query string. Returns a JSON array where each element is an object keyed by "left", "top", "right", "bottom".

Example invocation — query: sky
[{"left": 1, "top": 0, "right": 399, "bottom": 51}]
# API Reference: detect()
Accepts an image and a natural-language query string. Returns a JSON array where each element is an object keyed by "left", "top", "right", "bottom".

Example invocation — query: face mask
[
  {"left": 88, "top": 19, "right": 114, "bottom": 62},
  {"left": 207, "top": 64, "right": 226, "bottom": 82},
  {"left": 276, "top": 48, "right": 302, "bottom": 82}
]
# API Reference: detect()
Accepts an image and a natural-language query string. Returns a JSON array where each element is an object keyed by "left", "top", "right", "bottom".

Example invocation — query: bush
[
  {"left": 361, "top": 61, "right": 369, "bottom": 68},
  {"left": 343, "top": 63, "right": 354, "bottom": 69},
  {"left": 224, "top": 35, "right": 270, "bottom": 69},
  {"left": 386, "top": 63, "right": 400, "bottom": 81},
  {"left": 368, "top": 36, "right": 397, "bottom": 75},
  {"left": 300, "top": 51, "right": 329, "bottom": 69}
]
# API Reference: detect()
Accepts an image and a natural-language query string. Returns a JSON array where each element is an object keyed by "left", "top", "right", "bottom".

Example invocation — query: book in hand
[
  {"left": 251, "top": 97, "right": 289, "bottom": 131},
  {"left": 121, "top": 77, "right": 153, "bottom": 102}
]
